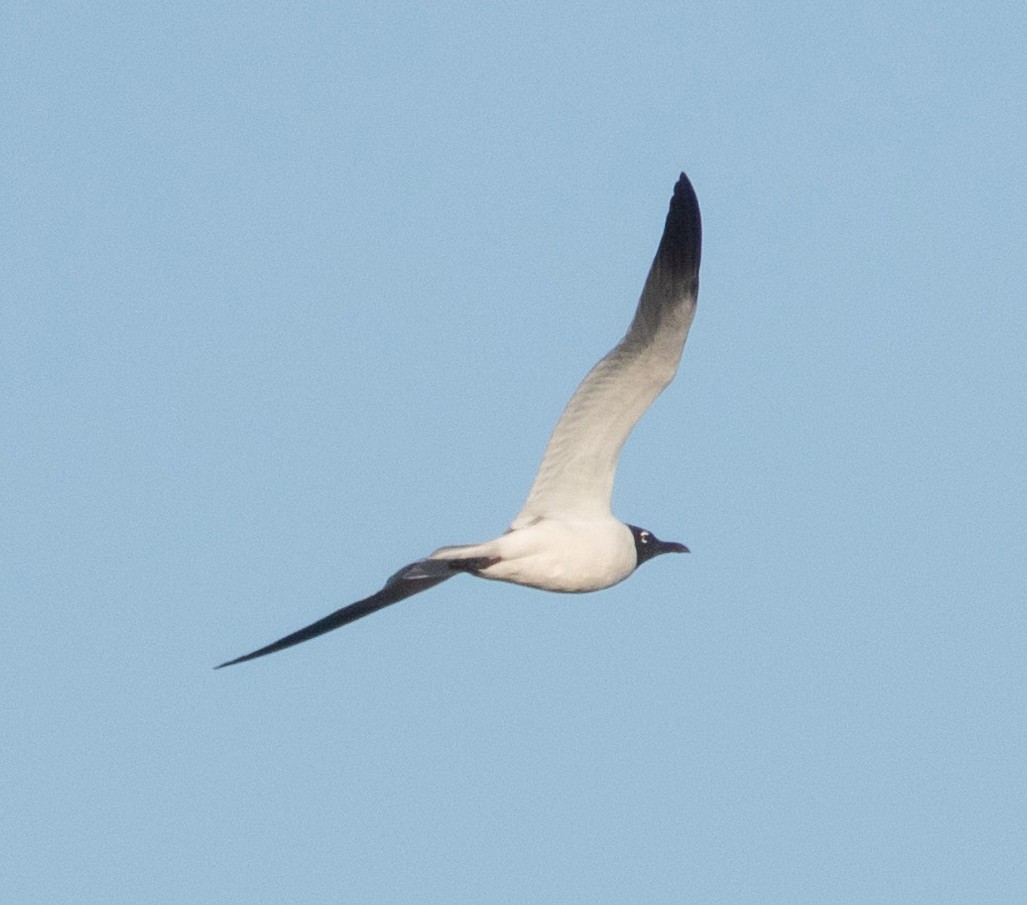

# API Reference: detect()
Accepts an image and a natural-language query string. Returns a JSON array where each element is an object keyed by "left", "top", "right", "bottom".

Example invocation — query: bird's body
[
  {"left": 432, "top": 515, "right": 638, "bottom": 593},
  {"left": 217, "top": 172, "right": 702, "bottom": 668}
]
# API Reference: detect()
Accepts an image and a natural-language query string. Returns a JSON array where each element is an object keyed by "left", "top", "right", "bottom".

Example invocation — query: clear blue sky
[{"left": 4, "top": 2, "right": 1025, "bottom": 902}]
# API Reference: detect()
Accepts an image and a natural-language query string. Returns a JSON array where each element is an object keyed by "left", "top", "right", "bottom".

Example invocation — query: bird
[{"left": 216, "top": 172, "right": 701, "bottom": 668}]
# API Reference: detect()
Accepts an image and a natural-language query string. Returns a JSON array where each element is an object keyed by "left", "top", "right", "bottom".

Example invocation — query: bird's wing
[
  {"left": 214, "top": 559, "right": 461, "bottom": 668},
  {"left": 511, "top": 172, "right": 702, "bottom": 527}
]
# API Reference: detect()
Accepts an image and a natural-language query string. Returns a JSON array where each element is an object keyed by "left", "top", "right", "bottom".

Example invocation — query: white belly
[{"left": 477, "top": 517, "right": 637, "bottom": 593}]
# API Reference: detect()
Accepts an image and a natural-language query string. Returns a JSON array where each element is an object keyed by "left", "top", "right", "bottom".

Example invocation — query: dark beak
[{"left": 659, "top": 540, "right": 689, "bottom": 554}]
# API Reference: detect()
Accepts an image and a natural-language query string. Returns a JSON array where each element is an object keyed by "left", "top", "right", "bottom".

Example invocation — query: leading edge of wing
[{"left": 214, "top": 567, "right": 454, "bottom": 668}]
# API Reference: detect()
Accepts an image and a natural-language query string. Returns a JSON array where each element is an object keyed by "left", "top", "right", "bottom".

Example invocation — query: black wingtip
[
  {"left": 213, "top": 566, "right": 459, "bottom": 669},
  {"left": 655, "top": 171, "right": 702, "bottom": 282},
  {"left": 214, "top": 650, "right": 262, "bottom": 669}
]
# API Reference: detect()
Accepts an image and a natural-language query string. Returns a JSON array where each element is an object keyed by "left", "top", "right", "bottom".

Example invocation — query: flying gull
[{"left": 217, "top": 172, "right": 701, "bottom": 668}]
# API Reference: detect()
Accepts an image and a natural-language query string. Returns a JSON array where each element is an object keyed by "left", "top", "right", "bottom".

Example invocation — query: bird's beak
[{"left": 660, "top": 540, "right": 690, "bottom": 554}]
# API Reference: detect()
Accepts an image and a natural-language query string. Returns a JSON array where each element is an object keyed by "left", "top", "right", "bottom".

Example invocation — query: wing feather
[
  {"left": 512, "top": 173, "right": 702, "bottom": 525},
  {"left": 214, "top": 563, "right": 454, "bottom": 668}
]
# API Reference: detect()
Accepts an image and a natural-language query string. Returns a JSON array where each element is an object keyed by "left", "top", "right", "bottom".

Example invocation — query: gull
[{"left": 216, "top": 172, "right": 701, "bottom": 668}]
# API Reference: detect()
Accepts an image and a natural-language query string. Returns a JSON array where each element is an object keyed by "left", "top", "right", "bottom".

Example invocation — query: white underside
[
  {"left": 427, "top": 517, "right": 637, "bottom": 593},
  {"left": 404, "top": 180, "right": 699, "bottom": 598}
]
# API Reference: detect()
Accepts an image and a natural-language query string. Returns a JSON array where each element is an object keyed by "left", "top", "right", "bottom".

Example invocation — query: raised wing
[
  {"left": 511, "top": 172, "right": 702, "bottom": 527},
  {"left": 214, "top": 561, "right": 456, "bottom": 668}
]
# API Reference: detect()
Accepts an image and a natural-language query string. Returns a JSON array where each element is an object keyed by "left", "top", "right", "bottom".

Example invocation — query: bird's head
[{"left": 628, "top": 525, "right": 689, "bottom": 567}]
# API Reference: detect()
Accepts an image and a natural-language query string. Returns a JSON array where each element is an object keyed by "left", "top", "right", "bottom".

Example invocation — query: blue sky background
[{"left": 4, "top": 2, "right": 1025, "bottom": 902}]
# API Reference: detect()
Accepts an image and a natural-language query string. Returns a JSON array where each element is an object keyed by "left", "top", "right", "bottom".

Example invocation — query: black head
[{"left": 628, "top": 525, "right": 689, "bottom": 567}]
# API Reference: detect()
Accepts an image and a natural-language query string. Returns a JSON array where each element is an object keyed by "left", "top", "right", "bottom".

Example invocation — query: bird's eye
[{"left": 640, "top": 532, "right": 650, "bottom": 543}]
